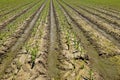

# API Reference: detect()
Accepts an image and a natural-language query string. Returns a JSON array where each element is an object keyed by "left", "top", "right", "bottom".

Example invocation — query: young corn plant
[
  {"left": 72, "top": 33, "right": 79, "bottom": 51},
  {"left": 66, "top": 30, "right": 71, "bottom": 50},
  {"left": 25, "top": 43, "right": 30, "bottom": 53},
  {"left": 74, "top": 39, "right": 80, "bottom": 51},
  {"left": 30, "top": 47, "right": 38, "bottom": 69},
  {"left": 89, "top": 69, "right": 94, "bottom": 80},
  {"left": 25, "top": 43, "right": 38, "bottom": 69},
  {"left": 72, "top": 33, "right": 85, "bottom": 60}
]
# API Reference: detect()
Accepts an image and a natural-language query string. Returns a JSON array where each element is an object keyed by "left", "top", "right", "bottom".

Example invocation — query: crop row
[
  {"left": 0, "top": 0, "right": 44, "bottom": 48},
  {"left": 0, "top": 0, "right": 34, "bottom": 15},
  {"left": 77, "top": 6, "right": 120, "bottom": 29},
  {"left": 57, "top": 1, "right": 120, "bottom": 80},
  {"left": 61, "top": 1, "right": 120, "bottom": 57},
  {"left": 1, "top": 1, "right": 50, "bottom": 79},
  {"left": 0, "top": 0, "right": 40, "bottom": 24},
  {"left": 54, "top": 0, "right": 101, "bottom": 80},
  {"left": 0, "top": 0, "right": 41, "bottom": 30},
  {"left": 0, "top": 1, "right": 46, "bottom": 78},
  {"left": 0, "top": 0, "right": 120, "bottom": 80},
  {"left": 63, "top": 2, "right": 120, "bottom": 43}
]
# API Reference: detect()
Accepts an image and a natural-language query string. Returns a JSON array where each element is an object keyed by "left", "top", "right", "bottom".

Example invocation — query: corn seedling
[
  {"left": 66, "top": 30, "right": 71, "bottom": 50},
  {"left": 89, "top": 69, "right": 94, "bottom": 80},
  {"left": 80, "top": 64, "right": 84, "bottom": 69},
  {"left": 30, "top": 47, "right": 38, "bottom": 69}
]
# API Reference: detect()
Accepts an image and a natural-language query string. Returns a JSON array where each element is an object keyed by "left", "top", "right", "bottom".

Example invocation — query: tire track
[
  {"left": 48, "top": 0, "right": 60, "bottom": 79},
  {"left": 0, "top": 1, "right": 46, "bottom": 78},
  {"left": 57, "top": 1, "right": 120, "bottom": 80},
  {"left": 0, "top": 0, "right": 41, "bottom": 31}
]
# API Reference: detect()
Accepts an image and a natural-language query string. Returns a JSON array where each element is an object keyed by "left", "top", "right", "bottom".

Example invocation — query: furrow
[
  {"left": 77, "top": 6, "right": 120, "bottom": 29},
  {"left": 0, "top": 1, "right": 45, "bottom": 57},
  {"left": 63, "top": 1, "right": 120, "bottom": 57},
  {"left": 57, "top": 1, "right": 120, "bottom": 80},
  {"left": 55, "top": 0, "right": 102, "bottom": 80},
  {"left": 0, "top": 1, "right": 32, "bottom": 17},
  {"left": 48, "top": 0, "right": 60, "bottom": 79},
  {"left": 99, "top": 7, "right": 120, "bottom": 15},
  {"left": 84, "top": 6, "right": 120, "bottom": 20},
  {"left": 0, "top": 1, "right": 46, "bottom": 78},
  {"left": 63, "top": 1, "right": 120, "bottom": 44},
  {"left": 0, "top": 0, "right": 40, "bottom": 31}
]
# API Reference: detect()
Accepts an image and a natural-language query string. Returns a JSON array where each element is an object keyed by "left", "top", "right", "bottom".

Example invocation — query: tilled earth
[{"left": 0, "top": 0, "right": 120, "bottom": 80}]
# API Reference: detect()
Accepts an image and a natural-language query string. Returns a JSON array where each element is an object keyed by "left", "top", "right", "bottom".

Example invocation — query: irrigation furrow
[
  {"left": 0, "top": 1, "right": 44, "bottom": 47},
  {"left": 0, "top": 2, "right": 25, "bottom": 15},
  {"left": 48, "top": 0, "right": 60, "bottom": 79},
  {"left": 93, "top": 6, "right": 120, "bottom": 19},
  {"left": 84, "top": 6, "right": 120, "bottom": 20},
  {"left": 0, "top": 1, "right": 33, "bottom": 17},
  {"left": 57, "top": 1, "right": 120, "bottom": 80},
  {"left": 1, "top": 1, "right": 50, "bottom": 79},
  {"left": 0, "top": 1, "right": 45, "bottom": 56},
  {"left": 0, "top": 1, "right": 46, "bottom": 78},
  {"left": 63, "top": 1, "right": 120, "bottom": 57},
  {"left": 63, "top": 1, "right": 120, "bottom": 43},
  {"left": 77, "top": 6, "right": 120, "bottom": 29},
  {"left": 96, "top": 7, "right": 120, "bottom": 19},
  {"left": 0, "top": 0, "right": 40, "bottom": 31},
  {"left": 99, "top": 7, "right": 120, "bottom": 15},
  {"left": 2, "top": 16, "right": 50, "bottom": 80},
  {"left": 0, "top": 1, "right": 33, "bottom": 15},
  {"left": 55, "top": 1, "right": 102, "bottom": 80},
  {"left": 75, "top": 6, "right": 120, "bottom": 47},
  {"left": 0, "top": 8, "right": 7, "bottom": 13}
]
